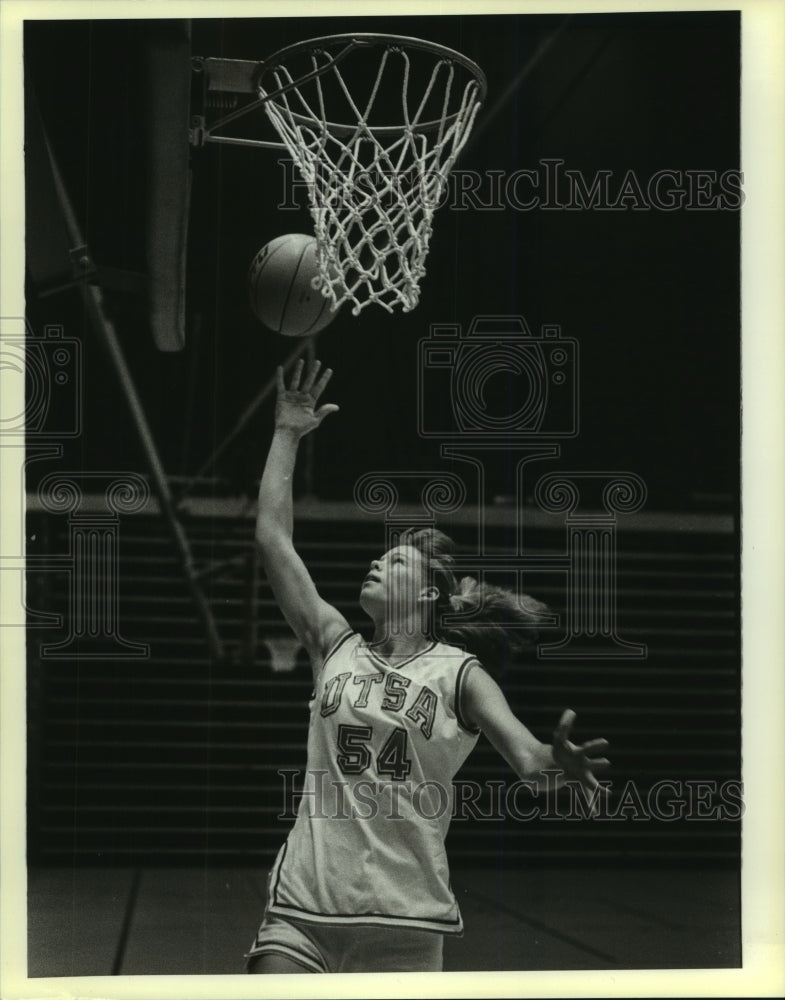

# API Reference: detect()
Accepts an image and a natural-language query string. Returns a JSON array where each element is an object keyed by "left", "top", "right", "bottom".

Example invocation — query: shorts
[{"left": 246, "top": 911, "right": 444, "bottom": 974}]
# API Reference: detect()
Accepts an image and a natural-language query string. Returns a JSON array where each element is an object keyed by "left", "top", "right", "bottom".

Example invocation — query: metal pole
[{"left": 41, "top": 124, "right": 224, "bottom": 661}]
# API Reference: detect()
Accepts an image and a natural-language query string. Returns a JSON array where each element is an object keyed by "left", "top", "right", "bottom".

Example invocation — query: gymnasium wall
[{"left": 26, "top": 503, "right": 740, "bottom": 868}]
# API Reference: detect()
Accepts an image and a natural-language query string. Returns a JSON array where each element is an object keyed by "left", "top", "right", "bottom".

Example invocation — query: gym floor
[{"left": 27, "top": 865, "right": 741, "bottom": 976}]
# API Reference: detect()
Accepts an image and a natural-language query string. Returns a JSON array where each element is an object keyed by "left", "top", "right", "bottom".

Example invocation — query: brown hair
[{"left": 399, "top": 527, "right": 551, "bottom": 675}]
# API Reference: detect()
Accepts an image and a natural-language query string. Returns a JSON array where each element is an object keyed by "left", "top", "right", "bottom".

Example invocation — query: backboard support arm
[{"left": 34, "top": 99, "right": 225, "bottom": 662}]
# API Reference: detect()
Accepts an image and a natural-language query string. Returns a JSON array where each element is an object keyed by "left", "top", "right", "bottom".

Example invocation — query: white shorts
[{"left": 246, "top": 911, "right": 444, "bottom": 974}]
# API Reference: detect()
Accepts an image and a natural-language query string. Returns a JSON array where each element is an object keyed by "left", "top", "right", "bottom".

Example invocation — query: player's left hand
[{"left": 551, "top": 709, "right": 611, "bottom": 812}]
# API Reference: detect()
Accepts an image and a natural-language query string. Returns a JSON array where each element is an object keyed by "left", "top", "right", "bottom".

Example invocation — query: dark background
[{"left": 24, "top": 11, "right": 740, "bottom": 511}]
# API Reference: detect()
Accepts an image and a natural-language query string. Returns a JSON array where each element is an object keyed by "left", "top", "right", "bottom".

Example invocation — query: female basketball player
[{"left": 247, "top": 357, "right": 610, "bottom": 975}]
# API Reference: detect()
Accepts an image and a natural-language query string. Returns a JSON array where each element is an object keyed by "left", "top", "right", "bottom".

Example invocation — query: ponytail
[{"left": 400, "top": 527, "right": 551, "bottom": 676}]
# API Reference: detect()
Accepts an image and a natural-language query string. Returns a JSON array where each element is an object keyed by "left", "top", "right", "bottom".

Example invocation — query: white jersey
[{"left": 267, "top": 630, "right": 480, "bottom": 934}]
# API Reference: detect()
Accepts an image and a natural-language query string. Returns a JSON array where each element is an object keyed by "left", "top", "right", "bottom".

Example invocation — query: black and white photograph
[{"left": 1, "top": 0, "right": 783, "bottom": 996}]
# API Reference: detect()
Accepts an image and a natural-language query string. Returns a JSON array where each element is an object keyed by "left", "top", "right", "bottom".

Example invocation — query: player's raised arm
[
  {"left": 462, "top": 664, "right": 611, "bottom": 800},
  {"left": 255, "top": 358, "right": 350, "bottom": 672}
]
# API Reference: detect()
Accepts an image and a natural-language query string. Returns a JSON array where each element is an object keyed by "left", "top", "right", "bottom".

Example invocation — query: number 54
[{"left": 337, "top": 724, "right": 412, "bottom": 781}]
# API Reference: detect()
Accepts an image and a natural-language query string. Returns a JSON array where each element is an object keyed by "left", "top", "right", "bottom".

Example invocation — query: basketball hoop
[{"left": 254, "top": 34, "right": 487, "bottom": 316}]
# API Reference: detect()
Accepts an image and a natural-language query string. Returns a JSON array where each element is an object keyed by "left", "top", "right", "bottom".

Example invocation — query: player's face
[{"left": 359, "top": 545, "right": 429, "bottom": 618}]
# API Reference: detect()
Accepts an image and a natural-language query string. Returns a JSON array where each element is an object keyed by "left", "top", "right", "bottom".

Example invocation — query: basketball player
[{"left": 247, "top": 357, "right": 611, "bottom": 974}]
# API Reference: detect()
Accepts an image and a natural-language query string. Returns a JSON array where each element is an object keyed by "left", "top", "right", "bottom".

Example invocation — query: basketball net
[{"left": 258, "top": 38, "right": 485, "bottom": 316}]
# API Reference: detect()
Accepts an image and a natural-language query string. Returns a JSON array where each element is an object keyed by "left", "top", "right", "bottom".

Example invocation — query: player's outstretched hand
[
  {"left": 551, "top": 709, "right": 611, "bottom": 812},
  {"left": 275, "top": 358, "right": 339, "bottom": 437}
]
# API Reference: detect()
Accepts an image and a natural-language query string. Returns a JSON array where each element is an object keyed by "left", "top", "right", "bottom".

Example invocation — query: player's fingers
[
  {"left": 586, "top": 757, "right": 611, "bottom": 771},
  {"left": 574, "top": 777, "right": 606, "bottom": 818},
  {"left": 311, "top": 366, "right": 334, "bottom": 401},
  {"left": 300, "top": 359, "right": 319, "bottom": 393},
  {"left": 583, "top": 774, "right": 603, "bottom": 795},
  {"left": 582, "top": 738, "right": 609, "bottom": 755},
  {"left": 275, "top": 366, "right": 285, "bottom": 394},
  {"left": 314, "top": 404, "right": 340, "bottom": 423},
  {"left": 553, "top": 708, "right": 576, "bottom": 743},
  {"left": 289, "top": 357, "right": 305, "bottom": 390}
]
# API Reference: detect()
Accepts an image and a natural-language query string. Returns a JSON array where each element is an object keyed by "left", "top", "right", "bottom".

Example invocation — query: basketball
[{"left": 248, "top": 234, "right": 338, "bottom": 337}]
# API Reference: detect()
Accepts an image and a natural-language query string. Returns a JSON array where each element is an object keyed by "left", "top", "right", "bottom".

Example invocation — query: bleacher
[{"left": 26, "top": 501, "right": 740, "bottom": 867}]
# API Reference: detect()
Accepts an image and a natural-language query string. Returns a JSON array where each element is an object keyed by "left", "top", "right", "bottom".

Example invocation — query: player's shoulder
[
  {"left": 431, "top": 638, "right": 480, "bottom": 661},
  {"left": 427, "top": 639, "right": 484, "bottom": 678},
  {"left": 322, "top": 626, "right": 360, "bottom": 664}
]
